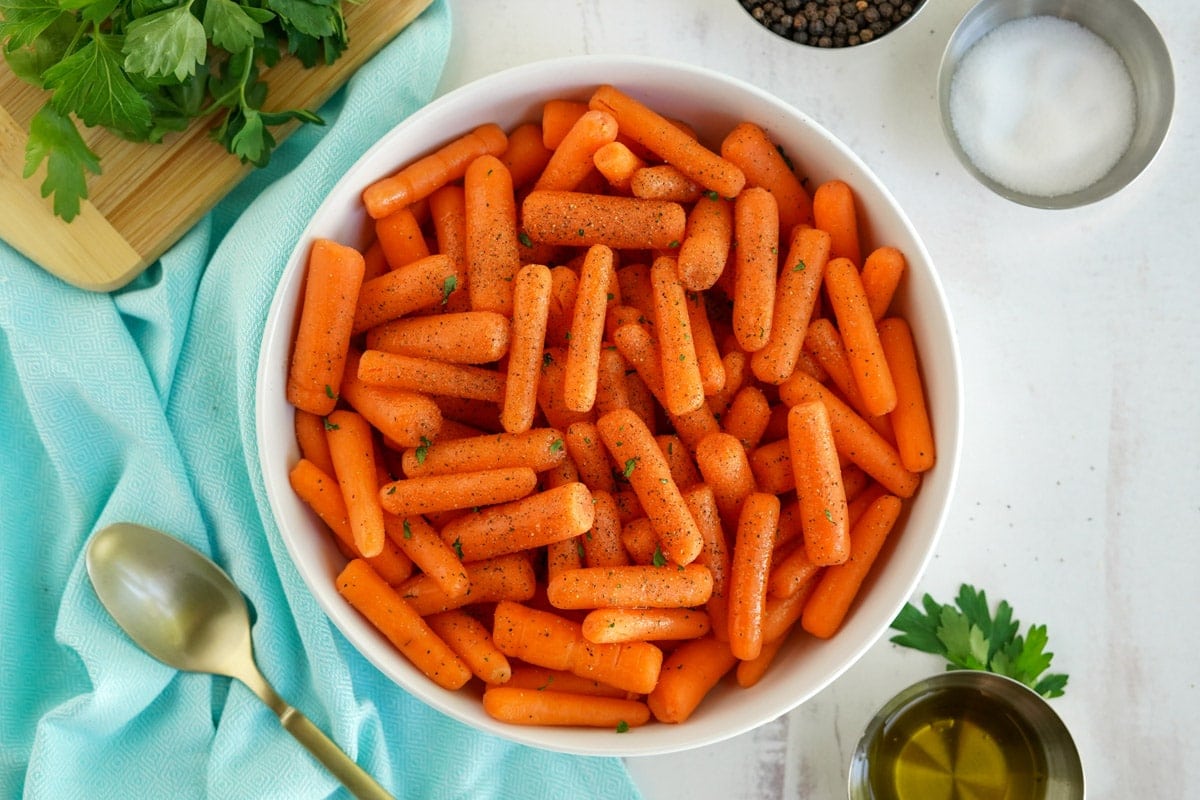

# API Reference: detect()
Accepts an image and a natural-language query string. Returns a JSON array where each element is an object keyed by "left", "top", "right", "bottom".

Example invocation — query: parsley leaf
[
  {"left": 122, "top": 4, "right": 207, "bottom": 82},
  {"left": 43, "top": 34, "right": 153, "bottom": 138},
  {"left": 889, "top": 584, "right": 1069, "bottom": 698},
  {"left": 22, "top": 103, "right": 100, "bottom": 221}
]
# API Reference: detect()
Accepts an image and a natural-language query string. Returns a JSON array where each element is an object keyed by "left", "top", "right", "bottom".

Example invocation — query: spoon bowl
[{"left": 85, "top": 522, "right": 394, "bottom": 800}]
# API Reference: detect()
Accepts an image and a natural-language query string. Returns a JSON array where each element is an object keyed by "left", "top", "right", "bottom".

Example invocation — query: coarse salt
[{"left": 949, "top": 15, "right": 1136, "bottom": 199}]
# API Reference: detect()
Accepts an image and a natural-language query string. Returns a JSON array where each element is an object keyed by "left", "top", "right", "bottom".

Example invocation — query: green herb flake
[
  {"left": 322, "top": 417, "right": 339, "bottom": 431},
  {"left": 651, "top": 546, "right": 667, "bottom": 568},
  {"left": 615, "top": 720, "right": 630, "bottom": 733},
  {"left": 414, "top": 436, "right": 433, "bottom": 464},
  {"left": 452, "top": 537, "right": 464, "bottom": 559},
  {"left": 519, "top": 231, "right": 533, "bottom": 248},
  {"left": 441, "top": 275, "right": 458, "bottom": 305},
  {"left": 793, "top": 260, "right": 807, "bottom": 272},
  {"left": 402, "top": 519, "right": 412, "bottom": 538},
  {"left": 622, "top": 457, "right": 638, "bottom": 478},
  {"left": 550, "top": 438, "right": 565, "bottom": 453}
]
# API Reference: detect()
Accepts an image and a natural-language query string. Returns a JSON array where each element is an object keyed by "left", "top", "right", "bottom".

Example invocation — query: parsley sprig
[
  {"left": 889, "top": 584, "right": 1069, "bottom": 699},
  {"left": 0, "top": 0, "right": 347, "bottom": 220}
]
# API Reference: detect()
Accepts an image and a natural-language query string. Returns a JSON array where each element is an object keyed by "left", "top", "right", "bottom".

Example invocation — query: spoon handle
[
  {"left": 275, "top": 704, "right": 396, "bottom": 800},
  {"left": 241, "top": 669, "right": 395, "bottom": 800}
]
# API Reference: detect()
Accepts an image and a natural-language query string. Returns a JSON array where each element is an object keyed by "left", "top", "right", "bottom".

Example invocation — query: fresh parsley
[
  {"left": 889, "top": 584, "right": 1069, "bottom": 699},
  {"left": 0, "top": 0, "right": 346, "bottom": 220}
]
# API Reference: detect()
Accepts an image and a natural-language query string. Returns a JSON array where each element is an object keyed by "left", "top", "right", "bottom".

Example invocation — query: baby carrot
[
  {"left": 546, "top": 563, "right": 714, "bottom": 610},
  {"left": 536, "top": 347, "right": 595, "bottom": 431},
  {"left": 620, "top": 517, "right": 660, "bottom": 565},
  {"left": 362, "top": 239, "right": 388, "bottom": 282},
  {"left": 426, "top": 609, "right": 511, "bottom": 685},
  {"left": 877, "top": 316, "right": 935, "bottom": 472},
  {"left": 492, "top": 600, "right": 663, "bottom": 695},
  {"left": 521, "top": 190, "right": 687, "bottom": 250},
  {"left": 544, "top": 266, "right": 579, "bottom": 349},
  {"left": 565, "top": 421, "right": 617, "bottom": 493},
  {"left": 684, "top": 289, "right": 725, "bottom": 396},
  {"left": 504, "top": 665, "right": 630, "bottom": 698},
  {"left": 294, "top": 409, "right": 335, "bottom": 477},
  {"left": 735, "top": 633, "right": 788, "bottom": 688},
  {"left": 646, "top": 636, "right": 737, "bottom": 724},
  {"left": 582, "top": 490, "right": 629, "bottom": 568},
  {"left": 802, "top": 493, "right": 903, "bottom": 639},
  {"left": 727, "top": 492, "right": 780, "bottom": 661},
  {"left": 596, "top": 408, "right": 704, "bottom": 565},
  {"left": 533, "top": 109, "right": 619, "bottom": 192},
  {"left": 482, "top": 687, "right": 650, "bottom": 729},
  {"left": 676, "top": 194, "right": 733, "bottom": 292},
  {"left": 721, "top": 386, "right": 770, "bottom": 451},
  {"left": 595, "top": 346, "right": 632, "bottom": 416},
  {"left": 365, "top": 311, "right": 510, "bottom": 364},
  {"left": 788, "top": 400, "right": 850, "bottom": 566},
  {"left": 338, "top": 350, "right": 442, "bottom": 449},
  {"left": 731, "top": 187, "right": 779, "bottom": 353},
  {"left": 399, "top": 553, "right": 536, "bottom": 616},
  {"left": 427, "top": 185, "right": 470, "bottom": 312},
  {"left": 582, "top": 607, "right": 711, "bottom": 644},
  {"left": 767, "top": 541, "right": 822, "bottom": 599},
  {"left": 286, "top": 238, "right": 365, "bottom": 416},
  {"left": 750, "top": 225, "right": 831, "bottom": 385},
  {"left": 564, "top": 245, "right": 616, "bottom": 412},
  {"left": 802, "top": 317, "right": 880, "bottom": 430},
  {"left": 464, "top": 154, "right": 520, "bottom": 315},
  {"left": 779, "top": 371, "right": 919, "bottom": 498},
  {"left": 616, "top": 262, "right": 655, "bottom": 319},
  {"left": 861, "top": 246, "right": 906, "bottom": 321},
  {"left": 362, "top": 123, "right": 507, "bottom": 219},
  {"left": 351, "top": 253, "right": 458, "bottom": 335},
  {"left": 500, "top": 121, "right": 553, "bottom": 190},
  {"left": 707, "top": 349, "right": 748, "bottom": 420},
  {"left": 541, "top": 98, "right": 588, "bottom": 149},
  {"left": 748, "top": 439, "right": 793, "bottom": 495},
  {"left": 337, "top": 559, "right": 472, "bottom": 690},
  {"left": 358, "top": 350, "right": 505, "bottom": 403},
  {"left": 630, "top": 164, "right": 703, "bottom": 203},
  {"left": 546, "top": 535, "right": 585, "bottom": 584},
  {"left": 682, "top": 484, "right": 731, "bottom": 642},
  {"left": 325, "top": 409, "right": 385, "bottom": 558},
  {"left": 501, "top": 264, "right": 553, "bottom": 433},
  {"left": 289, "top": 459, "right": 413, "bottom": 585},
  {"left": 378, "top": 466, "right": 539, "bottom": 517},
  {"left": 589, "top": 85, "right": 746, "bottom": 198},
  {"left": 824, "top": 257, "right": 897, "bottom": 417},
  {"left": 401, "top": 428, "right": 566, "bottom": 477},
  {"left": 592, "top": 140, "right": 647, "bottom": 193},
  {"left": 439, "top": 482, "right": 596, "bottom": 562},
  {"left": 375, "top": 206, "right": 430, "bottom": 270},
  {"left": 720, "top": 120, "right": 814, "bottom": 234},
  {"left": 657, "top": 434, "right": 702, "bottom": 489},
  {"left": 694, "top": 431, "right": 757, "bottom": 530},
  {"left": 812, "top": 179, "right": 862, "bottom": 265},
  {"left": 383, "top": 514, "right": 468, "bottom": 599},
  {"left": 651, "top": 256, "right": 705, "bottom": 416}
]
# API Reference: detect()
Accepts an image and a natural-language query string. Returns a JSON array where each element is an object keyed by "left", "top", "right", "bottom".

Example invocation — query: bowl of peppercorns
[{"left": 739, "top": 0, "right": 926, "bottom": 48}]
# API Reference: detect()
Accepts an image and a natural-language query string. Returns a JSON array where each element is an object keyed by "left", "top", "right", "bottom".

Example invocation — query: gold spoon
[{"left": 85, "top": 522, "right": 394, "bottom": 800}]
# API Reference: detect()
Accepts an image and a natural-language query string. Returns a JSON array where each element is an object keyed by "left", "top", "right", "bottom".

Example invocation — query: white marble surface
[{"left": 439, "top": 1, "right": 1200, "bottom": 796}]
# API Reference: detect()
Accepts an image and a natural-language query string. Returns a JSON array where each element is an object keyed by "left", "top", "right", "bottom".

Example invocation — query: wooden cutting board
[{"left": 0, "top": 0, "right": 433, "bottom": 292}]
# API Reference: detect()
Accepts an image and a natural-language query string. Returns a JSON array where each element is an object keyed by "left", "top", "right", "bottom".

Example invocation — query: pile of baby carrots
[{"left": 283, "top": 83, "right": 935, "bottom": 731}]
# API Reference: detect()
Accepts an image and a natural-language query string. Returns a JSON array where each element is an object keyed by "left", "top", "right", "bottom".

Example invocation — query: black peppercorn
[{"left": 740, "top": 0, "right": 923, "bottom": 47}]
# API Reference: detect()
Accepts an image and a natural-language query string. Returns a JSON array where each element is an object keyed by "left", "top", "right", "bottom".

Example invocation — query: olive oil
[{"left": 864, "top": 683, "right": 1049, "bottom": 800}]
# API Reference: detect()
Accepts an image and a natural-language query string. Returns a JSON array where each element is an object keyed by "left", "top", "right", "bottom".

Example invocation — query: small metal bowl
[
  {"left": 848, "top": 671, "right": 1084, "bottom": 799},
  {"left": 937, "top": 0, "right": 1174, "bottom": 209}
]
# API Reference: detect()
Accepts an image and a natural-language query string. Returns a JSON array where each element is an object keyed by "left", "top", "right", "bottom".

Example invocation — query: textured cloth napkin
[{"left": 0, "top": 2, "right": 642, "bottom": 797}]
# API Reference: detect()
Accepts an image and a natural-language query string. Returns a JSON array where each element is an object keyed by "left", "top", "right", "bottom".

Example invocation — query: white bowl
[{"left": 255, "top": 54, "right": 962, "bottom": 757}]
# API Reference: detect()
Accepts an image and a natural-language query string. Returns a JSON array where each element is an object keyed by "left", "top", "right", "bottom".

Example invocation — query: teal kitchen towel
[{"left": 0, "top": 2, "right": 642, "bottom": 797}]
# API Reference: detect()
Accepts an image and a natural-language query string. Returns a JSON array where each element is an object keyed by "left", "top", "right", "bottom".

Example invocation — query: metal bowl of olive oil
[{"left": 848, "top": 671, "right": 1084, "bottom": 799}]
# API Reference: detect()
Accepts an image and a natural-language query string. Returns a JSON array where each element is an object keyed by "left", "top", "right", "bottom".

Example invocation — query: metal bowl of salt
[{"left": 937, "top": 0, "right": 1174, "bottom": 209}]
